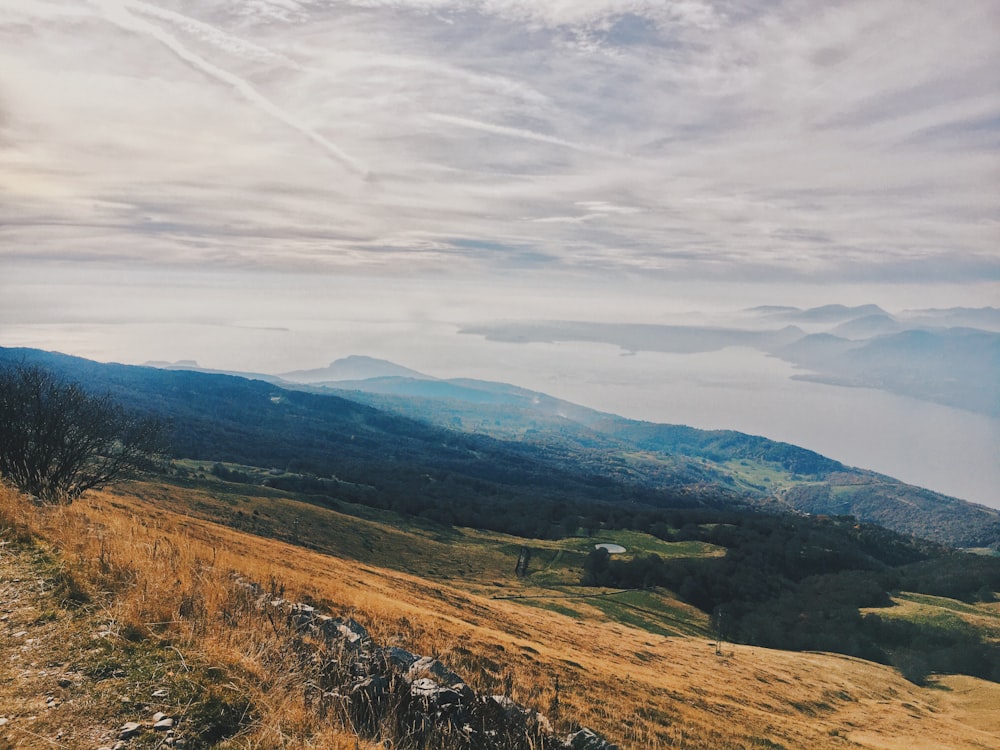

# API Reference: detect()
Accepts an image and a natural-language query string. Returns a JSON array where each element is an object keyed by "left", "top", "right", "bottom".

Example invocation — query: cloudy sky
[
  {"left": 3, "top": 0, "right": 998, "bottom": 283},
  {"left": 0, "top": 0, "right": 997, "bottom": 360}
]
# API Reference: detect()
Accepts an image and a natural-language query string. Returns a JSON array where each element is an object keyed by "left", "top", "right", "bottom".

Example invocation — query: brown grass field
[{"left": 1, "top": 480, "right": 999, "bottom": 749}]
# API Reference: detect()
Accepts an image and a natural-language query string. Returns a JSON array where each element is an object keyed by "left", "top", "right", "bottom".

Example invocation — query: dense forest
[
  {"left": 328, "top": 376, "right": 1000, "bottom": 547},
  {"left": 582, "top": 514, "right": 1000, "bottom": 684}
]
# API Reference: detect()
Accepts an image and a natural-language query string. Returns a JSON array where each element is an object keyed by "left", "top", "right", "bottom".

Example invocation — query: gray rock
[
  {"left": 452, "top": 682, "right": 475, "bottom": 703},
  {"left": 406, "top": 656, "right": 463, "bottom": 687},
  {"left": 384, "top": 646, "right": 419, "bottom": 671},
  {"left": 153, "top": 717, "right": 174, "bottom": 730},
  {"left": 340, "top": 617, "right": 369, "bottom": 642},
  {"left": 566, "top": 727, "right": 619, "bottom": 750},
  {"left": 119, "top": 721, "right": 142, "bottom": 739},
  {"left": 489, "top": 696, "right": 553, "bottom": 734},
  {"left": 490, "top": 695, "right": 521, "bottom": 713},
  {"left": 288, "top": 603, "right": 316, "bottom": 627},
  {"left": 319, "top": 617, "right": 370, "bottom": 649},
  {"left": 350, "top": 675, "right": 389, "bottom": 701}
]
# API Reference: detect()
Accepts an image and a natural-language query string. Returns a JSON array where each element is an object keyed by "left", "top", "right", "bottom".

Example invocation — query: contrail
[
  {"left": 428, "top": 113, "right": 623, "bottom": 157},
  {"left": 127, "top": 0, "right": 307, "bottom": 71},
  {"left": 92, "top": 0, "right": 372, "bottom": 179}
]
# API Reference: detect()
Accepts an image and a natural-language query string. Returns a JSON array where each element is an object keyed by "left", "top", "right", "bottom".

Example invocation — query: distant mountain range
[
  {"left": 4, "top": 345, "right": 997, "bottom": 548},
  {"left": 316, "top": 372, "right": 1000, "bottom": 547},
  {"left": 142, "top": 359, "right": 286, "bottom": 383},
  {"left": 747, "top": 304, "right": 1000, "bottom": 331},
  {"left": 779, "top": 327, "right": 1000, "bottom": 417},
  {"left": 143, "top": 305, "right": 1000, "bottom": 418},
  {"left": 460, "top": 306, "right": 1000, "bottom": 418},
  {"left": 747, "top": 303, "right": 889, "bottom": 323}
]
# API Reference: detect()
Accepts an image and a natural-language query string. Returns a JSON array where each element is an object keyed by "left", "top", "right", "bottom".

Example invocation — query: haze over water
[{"left": 3, "top": 288, "right": 997, "bottom": 509}]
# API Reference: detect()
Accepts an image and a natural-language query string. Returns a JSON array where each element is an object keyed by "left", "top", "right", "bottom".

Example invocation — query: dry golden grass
[{"left": 2, "top": 480, "right": 999, "bottom": 749}]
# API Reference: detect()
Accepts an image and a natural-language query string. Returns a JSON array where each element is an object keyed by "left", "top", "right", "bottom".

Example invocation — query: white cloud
[{"left": 0, "top": 0, "right": 997, "bottom": 285}]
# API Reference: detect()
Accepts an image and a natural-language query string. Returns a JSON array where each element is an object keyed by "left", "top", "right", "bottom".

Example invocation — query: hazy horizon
[{"left": 2, "top": 291, "right": 998, "bottom": 510}]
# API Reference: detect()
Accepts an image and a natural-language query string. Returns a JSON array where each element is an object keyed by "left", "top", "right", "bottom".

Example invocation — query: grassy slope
[
  {"left": 862, "top": 593, "right": 1000, "bottom": 644},
  {"left": 3, "top": 481, "right": 999, "bottom": 749},
  {"left": 131, "top": 470, "right": 719, "bottom": 637}
]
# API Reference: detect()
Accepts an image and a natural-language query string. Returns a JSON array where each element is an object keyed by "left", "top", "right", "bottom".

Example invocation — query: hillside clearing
[{"left": 2, "top": 482, "right": 999, "bottom": 748}]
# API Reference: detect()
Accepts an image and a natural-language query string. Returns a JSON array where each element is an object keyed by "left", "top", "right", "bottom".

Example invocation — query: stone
[
  {"left": 406, "top": 656, "right": 463, "bottom": 687},
  {"left": 288, "top": 603, "right": 316, "bottom": 628},
  {"left": 340, "top": 617, "right": 369, "bottom": 643},
  {"left": 119, "top": 721, "right": 142, "bottom": 739},
  {"left": 152, "top": 689, "right": 169, "bottom": 698},
  {"left": 409, "top": 677, "right": 440, "bottom": 697},
  {"left": 152, "top": 712, "right": 166, "bottom": 721},
  {"left": 57, "top": 677, "right": 72, "bottom": 688},
  {"left": 319, "top": 617, "right": 370, "bottom": 650},
  {"left": 410, "top": 678, "right": 462, "bottom": 706},
  {"left": 566, "top": 727, "right": 619, "bottom": 750},
  {"left": 0, "top": 717, "right": 8, "bottom": 727},
  {"left": 490, "top": 694, "right": 520, "bottom": 712},
  {"left": 452, "top": 682, "right": 475, "bottom": 703},
  {"left": 489, "top": 695, "right": 553, "bottom": 734},
  {"left": 172, "top": 579, "right": 609, "bottom": 749},
  {"left": 350, "top": 675, "right": 389, "bottom": 701},
  {"left": 384, "top": 646, "right": 419, "bottom": 671}
]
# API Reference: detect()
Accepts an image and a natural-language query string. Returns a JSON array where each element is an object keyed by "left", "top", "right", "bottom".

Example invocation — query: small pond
[{"left": 594, "top": 543, "right": 626, "bottom": 554}]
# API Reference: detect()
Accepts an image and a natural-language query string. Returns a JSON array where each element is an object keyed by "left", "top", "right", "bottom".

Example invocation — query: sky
[
  {"left": 1, "top": 1, "right": 999, "bottom": 502},
  {"left": 2, "top": 0, "right": 998, "bottom": 293}
]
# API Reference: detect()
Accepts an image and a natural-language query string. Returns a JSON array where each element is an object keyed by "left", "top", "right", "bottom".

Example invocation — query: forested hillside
[
  {"left": 3, "top": 346, "right": 997, "bottom": 548},
  {"left": 319, "top": 376, "right": 1000, "bottom": 547}
]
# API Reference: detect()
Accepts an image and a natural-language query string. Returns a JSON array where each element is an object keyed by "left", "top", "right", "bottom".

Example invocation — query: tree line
[{"left": 581, "top": 515, "right": 1000, "bottom": 684}]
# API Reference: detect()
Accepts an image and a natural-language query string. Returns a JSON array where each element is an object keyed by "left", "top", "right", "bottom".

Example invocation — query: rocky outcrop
[{"left": 233, "top": 575, "right": 618, "bottom": 750}]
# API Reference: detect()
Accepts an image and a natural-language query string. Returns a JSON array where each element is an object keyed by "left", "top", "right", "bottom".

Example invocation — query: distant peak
[
  {"left": 144, "top": 359, "right": 200, "bottom": 369},
  {"left": 330, "top": 355, "right": 398, "bottom": 367},
  {"left": 280, "top": 355, "right": 431, "bottom": 384}
]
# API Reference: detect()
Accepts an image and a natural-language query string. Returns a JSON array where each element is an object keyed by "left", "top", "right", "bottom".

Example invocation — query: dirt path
[{"left": 0, "top": 537, "right": 122, "bottom": 749}]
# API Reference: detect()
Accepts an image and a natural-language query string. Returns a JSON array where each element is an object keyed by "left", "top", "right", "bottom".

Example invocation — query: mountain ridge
[{"left": 3, "top": 346, "right": 994, "bottom": 548}]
